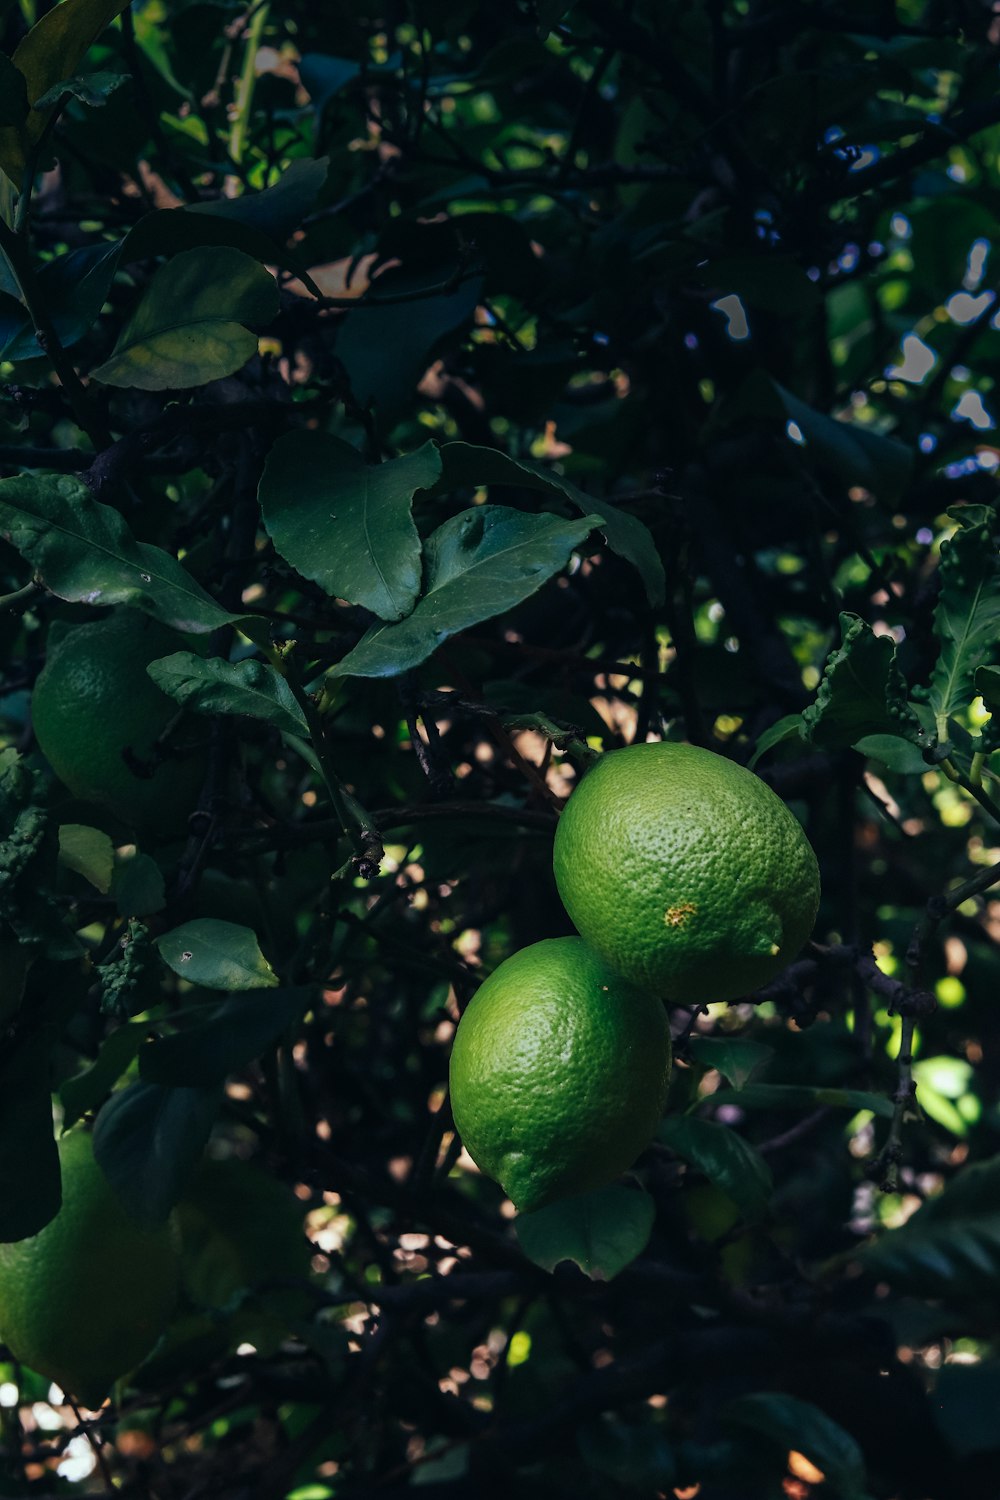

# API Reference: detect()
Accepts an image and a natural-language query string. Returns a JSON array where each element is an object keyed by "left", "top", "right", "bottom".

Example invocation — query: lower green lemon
[
  {"left": 552, "top": 741, "right": 821, "bottom": 1003},
  {"left": 0, "top": 1126, "right": 179, "bottom": 1408},
  {"left": 449, "top": 937, "right": 670, "bottom": 1213},
  {"left": 32, "top": 610, "right": 206, "bottom": 838}
]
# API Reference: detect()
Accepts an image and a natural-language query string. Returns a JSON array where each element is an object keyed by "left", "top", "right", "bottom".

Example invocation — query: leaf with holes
[{"left": 157, "top": 919, "right": 279, "bottom": 991}]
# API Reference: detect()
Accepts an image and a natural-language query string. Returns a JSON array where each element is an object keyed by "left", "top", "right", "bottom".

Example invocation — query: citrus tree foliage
[{"left": 1, "top": 0, "right": 1000, "bottom": 1495}]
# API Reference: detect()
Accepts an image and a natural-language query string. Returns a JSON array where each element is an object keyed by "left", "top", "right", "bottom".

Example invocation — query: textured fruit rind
[
  {"left": 0, "top": 1126, "right": 178, "bottom": 1407},
  {"left": 449, "top": 936, "right": 671, "bottom": 1212},
  {"left": 32, "top": 610, "right": 206, "bottom": 837},
  {"left": 552, "top": 741, "right": 821, "bottom": 1003}
]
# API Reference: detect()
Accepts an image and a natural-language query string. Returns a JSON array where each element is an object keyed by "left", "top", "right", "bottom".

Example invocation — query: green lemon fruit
[
  {"left": 32, "top": 610, "right": 206, "bottom": 838},
  {"left": 449, "top": 936, "right": 670, "bottom": 1213},
  {"left": 0, "top": 1126, "right": 179, "bottom": 1408},
  {"left": 552, "top": 741, "right": 821, "bottom": 1003}
]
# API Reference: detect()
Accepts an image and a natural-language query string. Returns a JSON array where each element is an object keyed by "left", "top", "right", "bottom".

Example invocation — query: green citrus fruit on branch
[
  {"left": 32, "top": 610, "right": 207, "bottom": 838},
  {"left": 553, "top": 742, "right": 821, "bottom": 1004},
  {"left": 0, "top": 1126, "right": 179, "bottom": 1408},
  {"left": 449, "top": 937, "right": 671, "bottom": 1213}
]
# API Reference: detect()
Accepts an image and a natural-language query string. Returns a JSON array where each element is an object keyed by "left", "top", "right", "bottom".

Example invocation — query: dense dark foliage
[{"left": 1, "top": 1, "right": 1000, "bottom": 1496}]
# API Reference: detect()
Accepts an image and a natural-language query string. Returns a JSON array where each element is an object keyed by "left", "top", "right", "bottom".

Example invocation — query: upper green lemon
[
  {"left": 32, "top": 610, "right": 206, "bottom": 837},
  {"left": 0, "top": 1126, "right": 179, "bottom": 1408},
  {"left": 553, "top": 742, "right": 820, "bottom": 1004},
  {"left": 449, "top": 936, "right": 670, "bottom": 1213}
]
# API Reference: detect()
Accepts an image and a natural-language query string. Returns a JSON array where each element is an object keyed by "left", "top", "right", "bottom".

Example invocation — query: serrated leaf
[
  {"left": 688, "top": 1036, "right": 774, "bottom": 1090},
  {"left": 157, "top": 918, "right": 279, "bottom": 991},
  {"left": 329, "top": 506, "right": 598, "bottom": 679},
  {"left": 803, "top": 612, "right": 924, "bottom": 748},
  {"left": 148, "top": 652, "right": 308, "bottom": 739},
  {"left": 434, "top": 441, "right": 665, "bottom": 606},
  {"left": 0, "top": 0, "right": 132, "bottom": 185},
  {"left": 57, "top": 822, "right": 113, "bottom": 893},
  {"left": 516, "top": 1183, "right": 654, "bottom": 1280},
  {"left": 660, "top": 1115, "right": 773, "bottom": 1223},
  {"left": 139, "top": 987, "right": 311, "bottom": 1086},
  {"left": 725, "top": 1393, "right": 869, "bottom": 1500},
  {"left": 0, "top": 472, "right": 258, "bottom": 635},
  {"left": 747, "top": 713, "right": 805, "bottom": 769},
  {"left": 860, "top": 1155, "right": 1000, "bottom": 1296},
  {"left": 259, "top": 433, "right": 440, "bottom": 620},
  {"left": 718, "top": 1083, "right": 894, "bottom": 1117},
  {"left": 929, "top": 506, "right": 1000, "bottom": 729},
  {"left": 92, "top": 1079, "right": 220, "bottom": 1229},
  {"left": 91, "top": 247, "right": 278, "bottom": 390},
  {"left": 59, "top": 1021, "right": 147, "bottom": 1129}
]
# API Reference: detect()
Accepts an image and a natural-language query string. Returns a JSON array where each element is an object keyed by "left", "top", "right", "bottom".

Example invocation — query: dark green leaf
[
  {"left": 157, "top": 918, "right": 279, "bottom": 991},
  {"left": 516, "top": 1184, "right": 654, "bottom": 1280},
  {"left": 0, "top": 0, "right": 132, "bottom": 185},
  {"left": 186, "top": 156, "right": 329, "bottom": 240},
  {"left": 860, "top": 1155, "right": 1000, "bottom": 1296},
  {"left": 259, "top": 433, "right": 441, "bottom": 620},
  {"left": 0, "top": 473, "right": 252, "bottom": 635},
  {"left": 59, "top": 1022, "right": 147, "bottom": 1129},
  {"left": 725, "top": 1393, "right": 869, "bottom": 1499},
  {"left": 33, "top": 68, "right": 128, "bottom": 109},
  {"left": 0, "top": 54, "right": 28, "bottom": 126},
  {"left": 92, "top": 1079, "right": 220, "bottom": 1229},
  {"left": 147, "top": 652, "right": 309, "bottom": 739},
  {"left": 139, "top": 987, "right": 311, "bottom": 1086},
  {"left": 336, "top": 270, "right": 483, "bottom": 426},
  {"left": 853, "top": 733, "right": 929, "bottom": 774},
  {"left": 803, "top": 613, "right": 925, "bottom": 748},
  {"left": 112, "top": 851, "right": 166, "bottom": 918},
  {"left": 57, "top": 822, "right": 113, "bottom": 893},
  {"left": 718, "top": 1083, "right": 894, "bottom": 1117},
  {"left": 434, "top": 441, "right": 665, "bottom": 606},
  {"left": 661, "top": 1115, "right": 773, "bottom": 1223},
  {"left": 298, "top": 54, "right": 361, "bottom": 112},
  {"left": 3, "top": 238, "right": 123, "bottom": 363},
  {"left": 931, "top": 1363, "right": 1000, "bottom": 1457},
  {"left": 0, "top": 1031, "right": 60, "bottom": 1241},
  {"left": 688, "top": 1037, "right": 774, "bottom": 1090},
  {"left": 929, "top": 507, "right": 1000, "bottom": 730},
  {"left": 578, "top": 1416, "right": 676, "bottom": 1492},
  {"left": 329, "top": 506, "right": 599, "bottom": 679},
  {"left": 91, "top": 247, "right": 278, "bottom": 390},
  {"left": 747, "top": 713, "right": 805, "bottom": 768}
]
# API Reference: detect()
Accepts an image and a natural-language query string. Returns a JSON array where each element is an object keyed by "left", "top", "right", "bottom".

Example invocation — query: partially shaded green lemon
[
  {"left": 0, "top": 1126, "right": 178, "bottom": 1408},
  {"left": 32, "top": 610, "right": 206, "bottom": 838},
  {"left": 449, "top": 937, "right": 670, "bottom": 1212},
  {"left": 552, "top": 741, "right": 820, "bottom": 1003}
]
